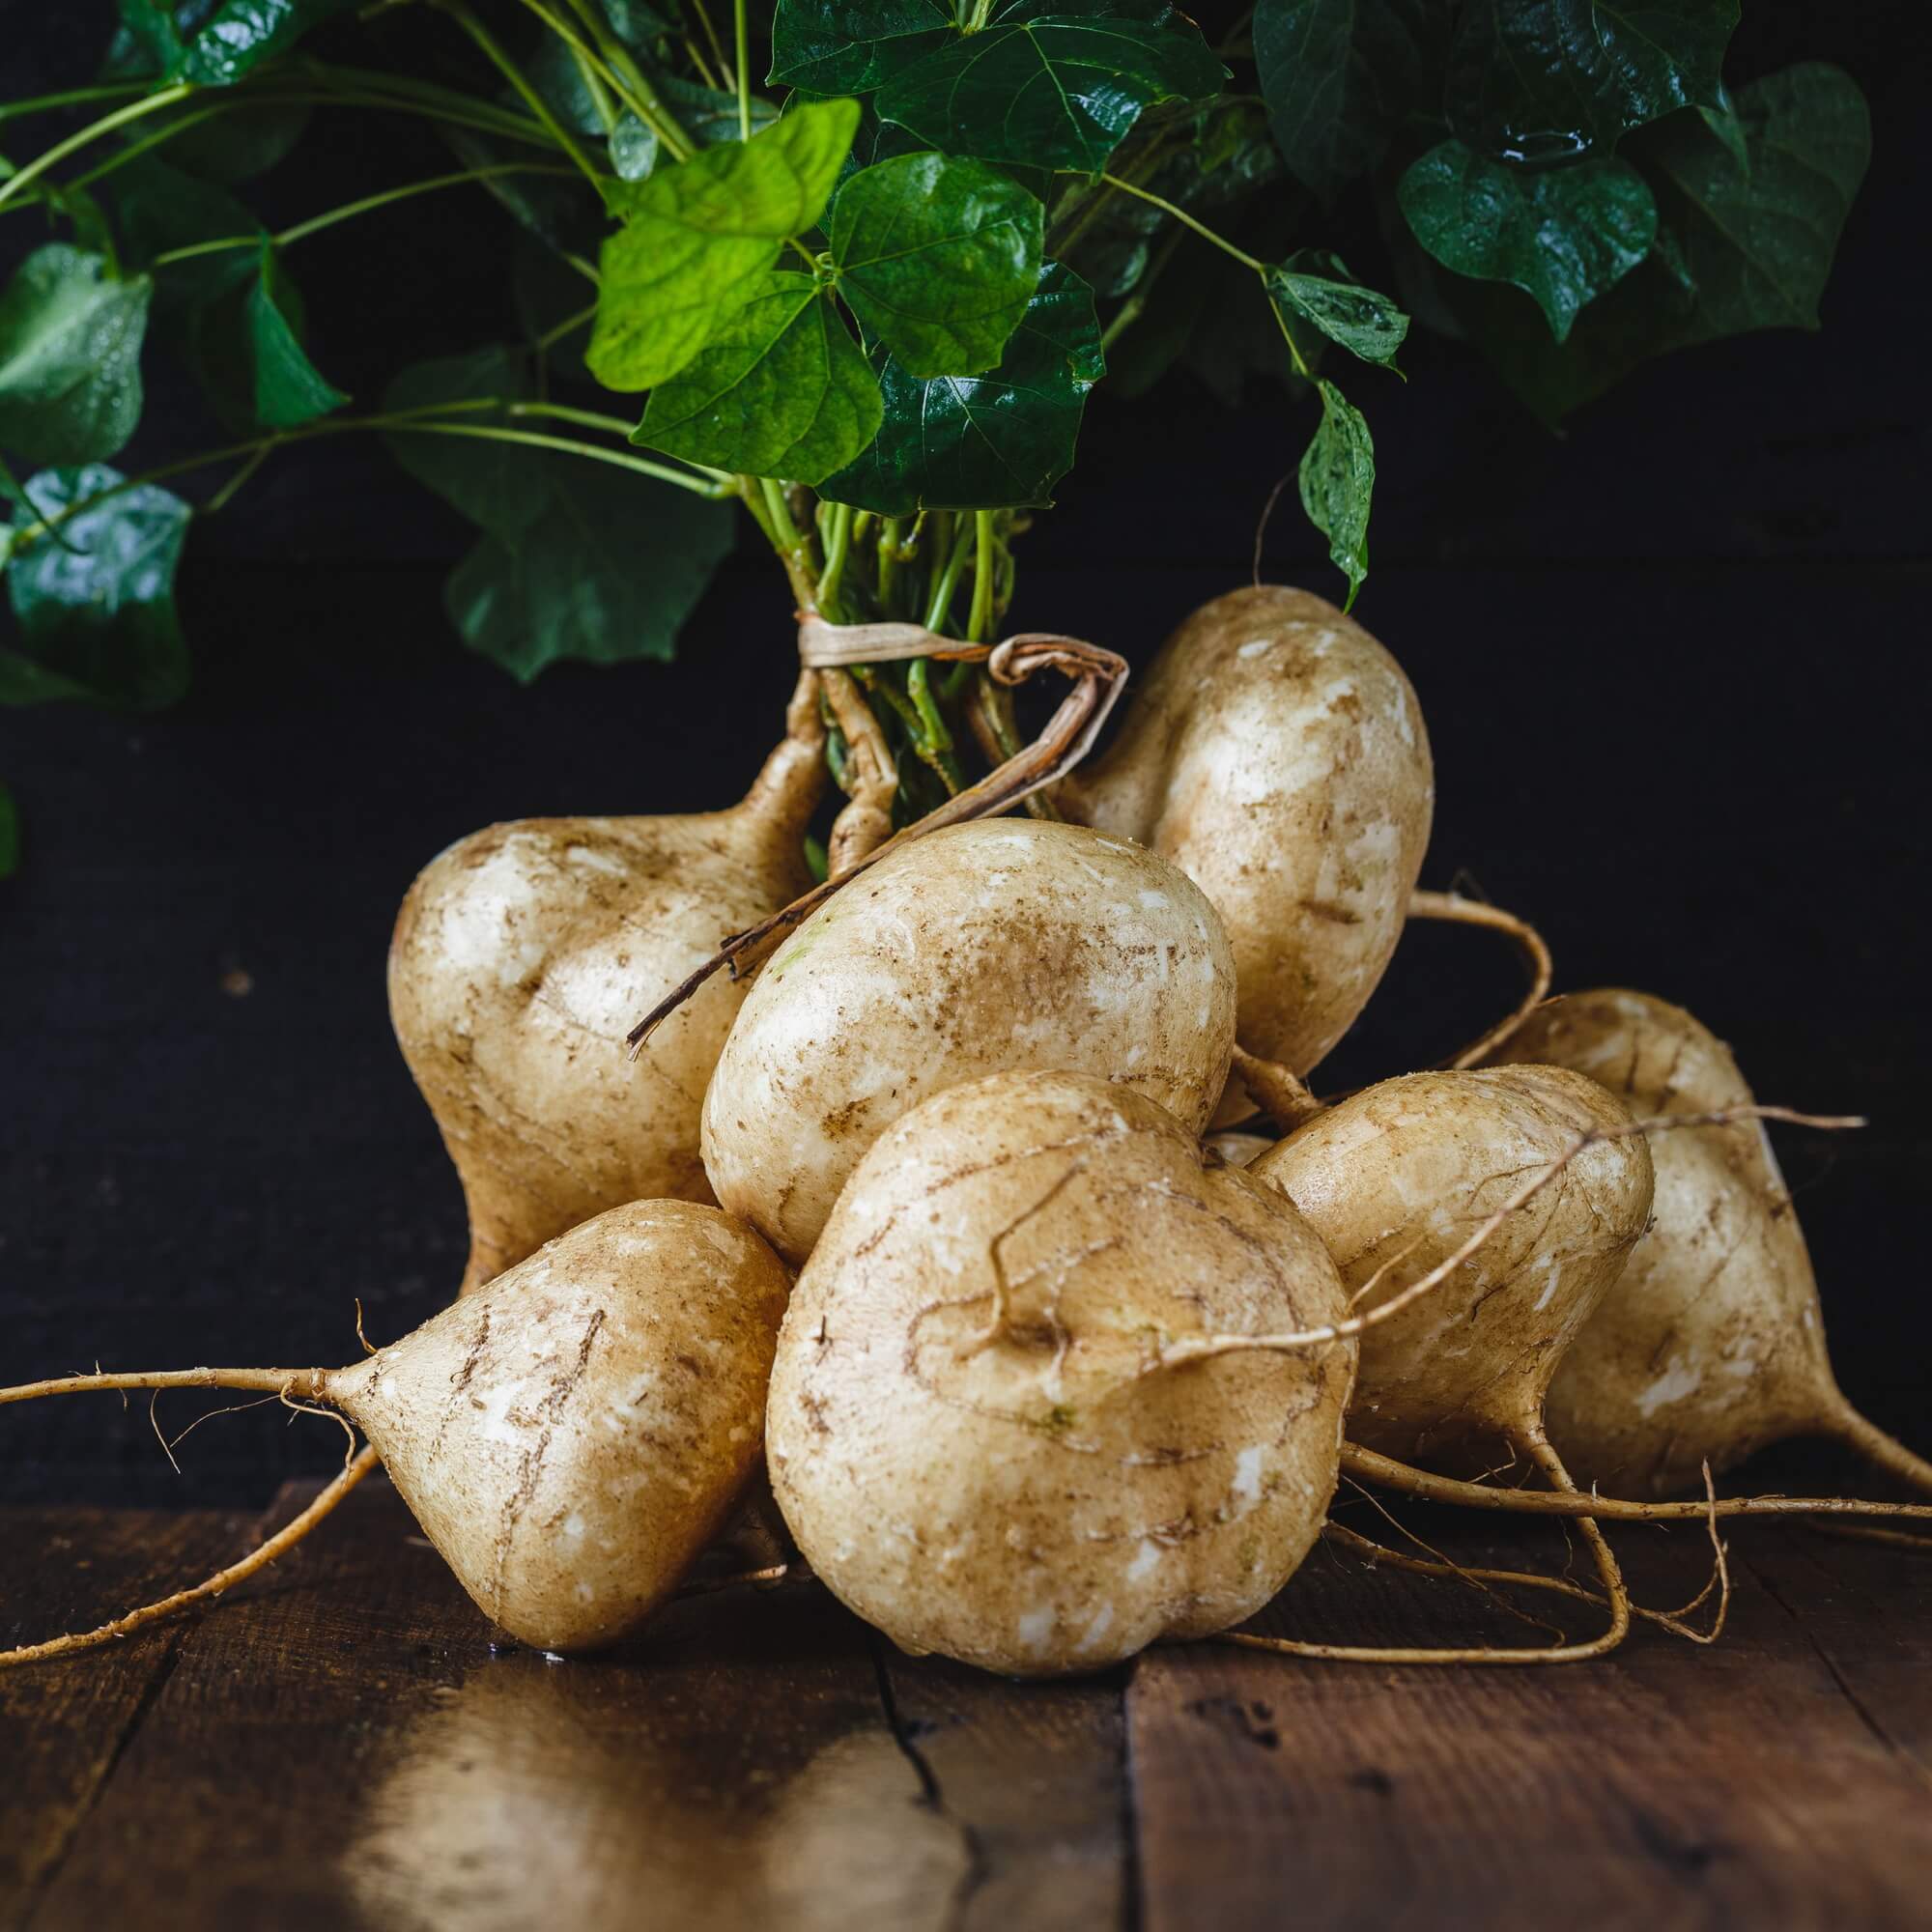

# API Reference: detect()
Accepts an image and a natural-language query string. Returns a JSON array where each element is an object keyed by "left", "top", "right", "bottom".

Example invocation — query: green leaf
[
  {"left": 638, "top": 272, "right": 883, "bottom": 483},
  {"left": 1643, "top": 63, "right": 1867, "bottom": 336},
  {"left": 819, "top": 260, "right": 1103, "bottom": 514},
  {"left": 443, "top": 460, "right": 735, "bottom": 682},
  {"left": 830, "top": 153, "right": 1043, "bottom": 376},
  {"left": 1454, "top": 64, "right": 1870, "bottom": 422},
  {"left": 0, "top": 246, "right": 152, "bottom": 467},
  {"left": 1297, "top": 380, "right": 1373, "bottom": 610},
  {"left": 1448, "top": 0, "right": 1738, "bottom": 162},
  {"left": 588, "top": 96, "right": 862, "bottom": 392},
  {"left": 384, "top": 349, "right": 552, "bottom": 547},
  {"left": 1265, "top": 249, "right": 1408, "bottom": 369},
  {"left": 1398, "top": 141, "right": 1657, "bottom": 341},
  {"left": 658, "top": 74, "right": 783, "bottom": 146},
  {"left": 610, "top": 114, "right": 662, "bottom": 181},
  {"left": 0, "top": 466, "right": 192, "bottom": 710},
  {"left": 769, "top": 0, "right": 954, "bottom": 93},
  {"left": 1252, "top": 0, "right": 1444, "bottom": 202},
  {"left": 0, "top": 779, "right": 18, "bottom": 879},
  {"left": 106, "top": 156, "right": 264, "bottom": 317},
  {"left": 244, "top": 249, "right": 349, "bottom": 429},
  {"left": 182, "top": 0, "right": 362, "bottom": 86},
  {"left": 876, "top": 2, "right": 1226, "bottom": 173}
]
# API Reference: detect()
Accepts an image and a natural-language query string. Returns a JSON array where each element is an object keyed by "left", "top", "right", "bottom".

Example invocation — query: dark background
[{"left": 2, "top": 5, "right": 1926, "bottom": 1506}]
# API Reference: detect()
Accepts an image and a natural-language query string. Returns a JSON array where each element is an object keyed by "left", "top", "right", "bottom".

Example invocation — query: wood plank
[
  {"left": 875, "top": 1649, "right": 1129, "bottom": 1932},
  {"left": 24, "top": 1480, "right": 1093, "bottom": 1932},
  {"left": 2, "top": 1507, "right": 246, "bottom": 1931},
  {"left": 1127, "top": 1507, "right": 1932, "bottom": 1932}
]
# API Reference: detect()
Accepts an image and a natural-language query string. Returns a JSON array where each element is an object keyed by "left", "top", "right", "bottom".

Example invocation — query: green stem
[
  {"left": 394, "top": 423, "right": 727, "bottom": 492},
  {"left": 0, "top": 82, "right": 147, "bottom": 126},
  {"left": 7, "top": 404, "right": 721, "bottom": 553},
  {"left": 507, "top": 401, "right": 646, "bottom": 439},
  {"left": 876, "top": 516, "right": 905, "bottom": 615},
  {"left": 968, "top": 510, "right": 997, "bottom": 643},
  {"left": 148, "top": 162, "right": 580, "bottom": 268},
  {"left": 297, "top": 63, "right": 560, "bottom": 144},
  {"left": 923, "top": 518, "right": 973, "bottom": 633},
  {"left": 687, "top": 0, "right": 734, "bottom": 90},
  {"left": 534, "top": 297, "right": 599, "bottom": 351},
  {"left": 817, "top": 501, "right": 854, "bottom": 618},
  {"left": 0, "top": 82, "right": 195, "bottom": 214},
  {"left": 1096, "top": 171, "right": 1264, "bottom": 272},
  {"left": 558, "top": 0, "right": 695, "bottom": 160},
  {"left": 437, "top": 1, "right": 605, "bottom": 189},
  {"left": 757, "top": 477, "right": 821, "bottom": 610},
  {"left": 733, "top": 0, "right": 753, "bottom": 141},
  {"left": 569, "top": 45, "right": 622, "bottom": 133}
]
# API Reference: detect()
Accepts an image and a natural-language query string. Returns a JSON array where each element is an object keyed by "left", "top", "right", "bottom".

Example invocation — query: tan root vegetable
[
  {"left": 390, "top": 677, "right": 826, "bottom": 1294},
  {"left": 1055, "top": 584, "right": 1434, "bottom": 1111},
  {"left": 1489, "top": 988, "right": 1932, "bottom": 1497},
  {"left": 765, "top": 1070, "right": 1356, "bottom": 1676},
  {"left": 702, "top": 819, "right": 1238, "bottom": 1264},
  {"left": 1, "top": 1202, "right": 791, "bottom": 1661},
  {"left": 1247, "top": 1065, "right": 1655, "bottom": 1657},
  {"left": 1251, "top": 1067, "right": 1655, "bottom": 1473},
  {"left": 1206, "top": 1129, "right": 1274, "bottom": 1168}
]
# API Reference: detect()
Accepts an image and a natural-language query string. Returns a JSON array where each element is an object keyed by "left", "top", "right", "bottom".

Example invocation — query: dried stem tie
[{"left": 626, "top": 619, "right": 1128, "bottom": 1053}]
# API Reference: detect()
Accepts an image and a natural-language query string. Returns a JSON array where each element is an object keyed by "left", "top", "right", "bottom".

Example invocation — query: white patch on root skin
[
  {"left": 1077, "top": 1604, "right": 1116, "bottom": 1652},
  {"left": 1017, "top": 1607, "right": 1055, "bottom": 1650},
  {"left": 1231, "top": 1445, "right": 1265, "bottom": 1514},
  {"left": 563, "top": 844, "right": 627, "bottom": 877},
  {"left": 1635, "top": 1361, "right": 1702, "bottom": 1416},
  {"left": 1723, "top": 1353, "right": 1758, "bottom": 1379},
  {"left": 1127, "top": 1540, "right": 1162, "bottom": 1581},
  {"left": 1237, "top": 638, "right": 1274, "bottom": 659}
]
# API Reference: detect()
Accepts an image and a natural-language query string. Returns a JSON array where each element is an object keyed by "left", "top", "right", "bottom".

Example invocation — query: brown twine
[{"left": 626, "top": 620, "right": 1127, "bottom": 1052}]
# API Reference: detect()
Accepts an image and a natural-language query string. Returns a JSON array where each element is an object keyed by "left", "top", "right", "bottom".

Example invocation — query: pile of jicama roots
[{"left": 9, "top": 584, "right": 1929, "bottom": 1677}]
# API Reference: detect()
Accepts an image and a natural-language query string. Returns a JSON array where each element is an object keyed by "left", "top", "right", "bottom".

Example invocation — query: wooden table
[{"left": 5, "top": 1476, "right": 1929, "bottom": 1930}]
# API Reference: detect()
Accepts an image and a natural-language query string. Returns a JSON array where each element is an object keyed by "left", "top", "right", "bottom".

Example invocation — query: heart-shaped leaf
[
  {"left": 1445, "top": 65, "right": 1868, "bottom": 422},
  {"left": 1297, "top": 379, "right": 1373, "bottom": 609},
  {"left": 769, "top": 0, "right": 953, "bottom": 93},
  {"left": 830, "top": 153, "right": 1043, "bottom": 376},
  {"left": 1265, "top": 249, "right": 1408, "bottom": 369},
  {"left": 1253, "top": 0, "right": 1443, "bottom": 201},
  {"left": 588, "top": 96, "right": 861, "bottom": 392},
  {"left": 384, "top": 348, "right": 552, "bottom": 548},
  {"left": 0, "top": 465, "right": 192, "bottom": 710},
  {"left": 0, "top": 246, "right": 152, "bottom": 467},
  {"left": 637, "top": 272, "right": 883, "bottom": 482},
  {"left": 117, "top": 0, "right": 363, "bottom": 87},
  {"left": 244, "top": 249, "right": 350, "bottom": 429},
  {"left": 876, "top": 3, "right": 1226, "bottom": 173},
  {"left": 819, "top": 261, "right": 1103, "bottom": 514},
  {"left": 443, "top": 459, "right": 734, "bottom": 682},
  {"left": 1398, "top": 141, "right": 1657, "bottom": 340},
  {"left": 1448, "top": 0, "right": 1738, "bottom": 162}
]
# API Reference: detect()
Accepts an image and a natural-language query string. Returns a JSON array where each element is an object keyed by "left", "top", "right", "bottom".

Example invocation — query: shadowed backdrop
[{"left": 2, "top": 4, "right": 1925, "bottom": 1504}]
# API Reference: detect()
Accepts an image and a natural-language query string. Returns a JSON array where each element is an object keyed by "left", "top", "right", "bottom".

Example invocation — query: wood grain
[
  {"left": 2, "top": 1507, "right": 247, "bottom": 1930},
  {"left": 22, "top": 1479, "right": 1122, "bottom": 1932},
  {"left": 1127, "top": 1508, "right": 1932, "bottom": 1932}
]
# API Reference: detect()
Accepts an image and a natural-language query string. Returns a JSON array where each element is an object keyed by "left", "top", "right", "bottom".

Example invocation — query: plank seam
[
  {"left": 1745, "top": 1550, "right": 1932, "bottom": 1794},
  {"left": 868, "top": 1634, "right": 992, "bottom": 1932},
  {"left": 1119, "top": 1656, "right": 1145, "bottom": 1932},
  {"left": 19, "top": 1633, "right": 185, "bottom": 1932}
]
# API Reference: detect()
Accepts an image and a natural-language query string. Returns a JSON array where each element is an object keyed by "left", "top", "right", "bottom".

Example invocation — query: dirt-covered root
[
  {"left": 1406, "top": 890, "right": 1554, "bottom": 1067},
  {"left": 1341, "top": 1441, "right": 1932, "bottom": 1526},
  {"left": 0, "top": 1439, "right": 375, "bottom": 1668},
  {"left": 1208, "top": 1432, "right": 1633, "bottom": 1666},
  {"left": 1227, "top": 1045, "right": 1324, "bottom": 1131},
  {"left": 820, "top": 668, "right": 898, "bottom": 873}
]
